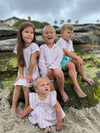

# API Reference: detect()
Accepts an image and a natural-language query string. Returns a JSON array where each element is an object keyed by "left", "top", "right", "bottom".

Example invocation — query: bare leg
[
  {"left": 72, "top": 59, "right": 94, "bottom": 85},
  {"left": 22, "top": 86, "right": 30, "bottom": 112},
  {"left": 10, "top": 85, "right": 22, "bottom": 112},
  {"left": 53, "top": 68, "right": 68, "bottom": 102},
  {"left": 49, "top": 81, "right": 55, "bottom": 91},
  {"left": 65, "top": 62, "right": 86, "bottom": 97}
]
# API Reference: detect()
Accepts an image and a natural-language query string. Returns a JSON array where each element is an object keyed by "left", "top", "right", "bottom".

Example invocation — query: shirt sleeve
[
  {"left": 70, "top": 40, "right": 74, "bottom": 52},
  {"left": 39, "top": 46, "right": 48, "bottom": 77},
  {"left": 29, "top": 93, "right": 36, "bottom": 109},
  {"left": 31, "top": 43, "right": 40, "bottom": 54},
  {"left": 49, "top": 91, "right": 57, "bottom": 106},
  {"left": 56, "top": 38, "right": 66, "bottom": 49}
]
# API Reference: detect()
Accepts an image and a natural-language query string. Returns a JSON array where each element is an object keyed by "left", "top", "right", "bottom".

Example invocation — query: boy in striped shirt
[{"left": 39, "top": 25, "right": 68, "bottom": 102}]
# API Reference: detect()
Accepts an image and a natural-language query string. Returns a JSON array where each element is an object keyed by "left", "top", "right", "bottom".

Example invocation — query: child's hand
[
  {"left": 56, "top": 121, "right": 62, "bottom": 131},
  {"left": 77, "top": 57, "right": 85, "bottom": 67},
  {"left": 16, "top": 114, "right": 24, "bottom": 119},
  {"left": 25, "top": 74, "right": 33, "bottom": 83},
  {"left": 15, "top": 74, "right": 23, "bottom": 82}
]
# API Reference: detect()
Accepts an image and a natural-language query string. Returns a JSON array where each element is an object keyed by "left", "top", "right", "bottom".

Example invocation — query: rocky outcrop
[
  {"left": 0, "top": 33, "right": 100, "bottom": 52},
  {"left": 0, "top": 24, "right": 100, "bottom": 52},
  {"left": 0, "top": 47, "right": 100, "bottom": 108},
  {"left": 0, "top": 24, "right": 100, "bottom": 109}
]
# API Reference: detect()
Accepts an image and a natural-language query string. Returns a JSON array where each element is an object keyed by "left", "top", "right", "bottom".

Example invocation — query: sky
[{"left": 0, "top": 0, "right": 100, "bottom": 26}]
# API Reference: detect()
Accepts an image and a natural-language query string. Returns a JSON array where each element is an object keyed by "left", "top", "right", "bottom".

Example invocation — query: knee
[
  {"left": 16, "top": 85, "right": 22, "bottom": 90},
  {"left": 66, "top": 62, "right": 75, "bottom": 70},
  {"left": 54, "top": 68, "right": 64, "bottom": 78}
]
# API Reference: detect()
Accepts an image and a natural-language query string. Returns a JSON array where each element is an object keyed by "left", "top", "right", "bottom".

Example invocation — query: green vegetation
[{"left": 12, "top": 19, "right": 50, "bottom": 29}]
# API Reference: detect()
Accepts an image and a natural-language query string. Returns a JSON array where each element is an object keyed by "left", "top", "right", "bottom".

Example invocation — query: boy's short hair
[
  {"left": 43, "top": 25, "right": 56, "bottom": 34},
  {"left": 61, "top": 24, "right": 74, "bottom": 31}
]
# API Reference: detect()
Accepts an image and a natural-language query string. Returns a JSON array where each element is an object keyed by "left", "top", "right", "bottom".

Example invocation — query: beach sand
[{"left": 0, "top": 98, "right": 100, "bottom": 133}]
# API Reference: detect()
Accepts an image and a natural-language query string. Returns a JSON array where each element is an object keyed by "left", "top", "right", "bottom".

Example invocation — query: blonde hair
[
  {"left": 34, "top": 77, "right": 48, "bottom": 89},
  {"left": 43, "top": 25, "right": 56, "bottom": 34},
  {"left": 61, "top": 24, "right": 74, "bottom": 32}
]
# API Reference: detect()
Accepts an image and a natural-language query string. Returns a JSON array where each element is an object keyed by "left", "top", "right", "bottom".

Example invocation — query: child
[
  {"left": 10, "top": 22, "right": 40, "bottom": 112},
  {"left": 56, "top": 24, "right": 94, "bottom": 97},
  {"left": 16, "top": 77, "right": 65, "bottom": 133},
  {"left": 39, "top": 25, "right": 68, "bottom": 102}
]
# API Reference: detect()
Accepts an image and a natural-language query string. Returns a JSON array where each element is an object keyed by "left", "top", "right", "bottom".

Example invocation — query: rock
[
  {"left": 0, "top": 47, "right": 100, "bottom": 109},
  {"left": 0, "top": 27, "right": 18, "bottom": 37},
  {"left": 0, "top": 39, "right": 17, "bottom": 51},
  {"left": 1, "top": 33, "right": 100, "bottom": 52},
  {"left": 74, "top": 24, "right": 100, "bottom": 32},
  {"left": 55, "top": 24, "right": 100, "bottom": 34}
]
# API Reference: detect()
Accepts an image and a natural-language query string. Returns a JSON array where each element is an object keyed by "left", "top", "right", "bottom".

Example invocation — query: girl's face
[
  {"left": 61, "top": 29, "right": 73, "bottom": 41},
  {"left": 22, "top": 26, "right": 34, "bottom": 47},
  {"left": 36, "top": 78, "right": 50, "bottom": 95},
  {"left": 42, "top": 27, "right": 57, "bottom": 45}
]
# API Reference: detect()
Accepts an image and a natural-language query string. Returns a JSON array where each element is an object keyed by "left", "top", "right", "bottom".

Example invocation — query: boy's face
[
  {"left": 42, "top": 27, "right": 57, "bottom": 45},
  {"left": 35, "top": 78, "right": 50, "bottom": 95},
  {"left": 61, "top": 29, "right": 73, "bottom": 41}
]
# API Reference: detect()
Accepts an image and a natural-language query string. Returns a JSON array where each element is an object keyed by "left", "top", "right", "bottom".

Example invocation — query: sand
[{"left": 0, "top": 98, "right": 100, "bottom": 133}]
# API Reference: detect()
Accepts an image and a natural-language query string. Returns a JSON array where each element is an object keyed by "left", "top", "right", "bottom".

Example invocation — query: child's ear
[
  {"left": 61, "top": 31, "right": 63, "bottom": 36},
  {"left": 35, "top": 88, "right": 38, "bottom": 93},
  {"left": 42, "top": 35, "right": 45, "bottom": 40},
  {"left": 55, "top": 34, "right": 57, "bottom": 38}
]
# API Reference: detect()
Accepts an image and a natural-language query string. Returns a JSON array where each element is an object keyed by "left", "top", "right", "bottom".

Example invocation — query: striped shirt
[
  {"left": 56, "top": 37, "right": 74, "bottom": 59},
  {"left": 28, "top": 91, "right": 65, "bottom": 128},
  {"left": 39, "top": 43, "right": 63, "bottom": 77}
]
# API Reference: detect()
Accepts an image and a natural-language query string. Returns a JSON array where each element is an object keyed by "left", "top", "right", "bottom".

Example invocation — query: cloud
[{"left": 0, "top": 0, "right": 100, "bottom": 25}]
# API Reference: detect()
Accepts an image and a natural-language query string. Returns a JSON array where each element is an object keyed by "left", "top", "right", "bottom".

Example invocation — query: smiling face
[
  {"left": 42, "top": 26, "right": 57, "bottom": 46},
  {"left": 22, "top": 26, "right": 34, "bottom": 47},
  {"left": 35, "top": 78, "right": 50, "bottom": 95},
  {"left": 61, "top": 29, "right": 73, "bottom": 42}
]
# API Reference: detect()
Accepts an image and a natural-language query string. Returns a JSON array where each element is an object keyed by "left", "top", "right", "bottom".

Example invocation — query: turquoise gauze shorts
[{"left": 61, "top": 57, "right": 72, "bottom": 70}]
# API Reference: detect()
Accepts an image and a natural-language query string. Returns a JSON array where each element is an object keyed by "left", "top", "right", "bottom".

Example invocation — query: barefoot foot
[
  {"left": 10, "top": 106, "right": 16, "bottom": 112},
  {"left": 83, "top": 78, "right": 94, "bottom": 85},
  {"left": 60, "top": 91, "right": 68, "bottom": 102},
  {"left": 74, "top": 87, "right": 87, "bottom": 98}
]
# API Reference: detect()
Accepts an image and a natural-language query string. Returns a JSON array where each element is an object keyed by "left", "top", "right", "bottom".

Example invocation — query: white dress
[
  {"left": 14, "top": 42, "right": 40, "bottom": 88},
  {"left": 28, "top": 91, "right": 65, "bottom": 129}
]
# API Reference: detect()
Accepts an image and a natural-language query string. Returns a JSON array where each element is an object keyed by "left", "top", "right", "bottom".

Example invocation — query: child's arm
[
  {"left": 15, "top": 65, "right": 23, "bottom": 82},
  {"left": 54, "top": 100, "right": 62, "bottom": 131},
  {"left": 16, "top": 105, "right": 32, "bottom": 119},
  {"left": 25, "top": 51, "right": 38, "bottom": 83},
  {"left": 63, "top": 48, "right": 85, "bottom": 66}
]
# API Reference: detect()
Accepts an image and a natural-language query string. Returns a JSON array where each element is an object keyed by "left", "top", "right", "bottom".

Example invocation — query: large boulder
[{"left": 0, "top": 33, "right": 100, "bottom": 52}]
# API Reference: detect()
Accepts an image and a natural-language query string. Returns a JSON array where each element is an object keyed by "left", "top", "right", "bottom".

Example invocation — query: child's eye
[
  {"left": 25, "top": 31, "right": 29, "bottom": 33},
  {"left": 46, "top": 83, "right": 50, "bottom": 86},
  {"left": 40, "top": 84, "right": 45, "bottom": 86},
  {"left": 45, "top": 32, "right": 48, "bottom": 34}
]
